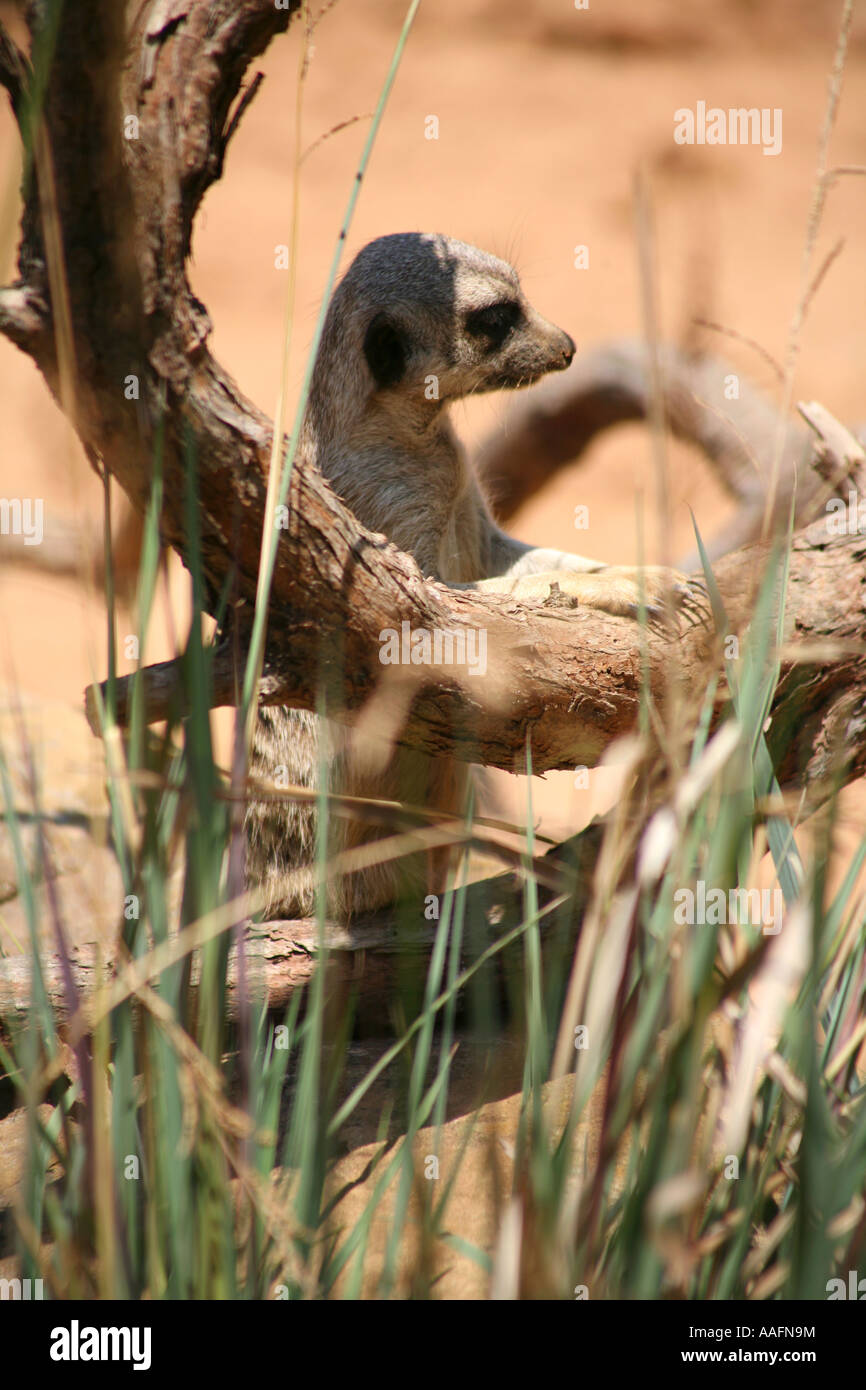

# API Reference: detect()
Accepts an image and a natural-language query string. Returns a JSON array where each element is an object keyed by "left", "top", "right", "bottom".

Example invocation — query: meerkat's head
[{"left": 318, "top": 233, "right": 575, "bottom": 415}]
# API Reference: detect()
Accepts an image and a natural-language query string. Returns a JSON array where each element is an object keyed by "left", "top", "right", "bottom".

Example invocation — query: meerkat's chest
[
  {"left": 436, "top": 500, "right": 486, "bottom": 583},
  {"left": 319, "top": 412, "right": 491, "bottom": 581}
]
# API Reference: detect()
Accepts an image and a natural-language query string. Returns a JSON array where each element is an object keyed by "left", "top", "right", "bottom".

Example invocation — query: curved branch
[{"left": 473, "top": 340, "right": 831, "bottom": 567}]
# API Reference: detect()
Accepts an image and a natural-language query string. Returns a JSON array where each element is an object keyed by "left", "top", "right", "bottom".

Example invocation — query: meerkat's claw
[
  {"left": 679, "top": 576, "right": 713, "bottom": 627},
  {"left": 616, "top": 568, "right": 712, "bottom": 630}
]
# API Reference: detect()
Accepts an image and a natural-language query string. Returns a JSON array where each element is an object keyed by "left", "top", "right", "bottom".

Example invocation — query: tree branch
[{"left": 473, "top": 340, "right": 845, "bottom": 568}]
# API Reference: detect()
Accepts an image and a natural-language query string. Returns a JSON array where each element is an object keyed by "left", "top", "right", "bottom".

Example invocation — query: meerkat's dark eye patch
[
  {"left": 363, "top": 313, "right": 408, "bottom": 389},
  {"left": 464, "top": 300, "right": 521, "bottom": 348}
]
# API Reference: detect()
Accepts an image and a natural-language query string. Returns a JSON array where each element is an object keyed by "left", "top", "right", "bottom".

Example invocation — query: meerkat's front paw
[
  {"left": 559, "top": 566, "right": 709, "bottom": 626},
  {"left": 477, "top": 566, "right": 709, "bottom": 627}
]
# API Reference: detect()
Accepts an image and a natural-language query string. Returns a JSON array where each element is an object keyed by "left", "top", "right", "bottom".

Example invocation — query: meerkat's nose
[{"left": 561, "top": 332, "right": 576, "bottom": 365}]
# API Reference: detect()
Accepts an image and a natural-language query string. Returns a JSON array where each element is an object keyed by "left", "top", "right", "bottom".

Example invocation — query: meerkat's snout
[
  {"left": 520, "top": 308, "right": 576, "bottom": 371},
  {"left": 547, "top": 324, "right": 576, "bottom": 370},
  {"left": 560, "top": 330, "right": 577, "bottom": 365},
  {"left": 482, "top": 308, "right": 576, "bottom": 393}
]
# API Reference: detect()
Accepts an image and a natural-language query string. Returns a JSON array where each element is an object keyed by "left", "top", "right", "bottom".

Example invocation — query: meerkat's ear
[{"left": 363, "top": 313, "right": 408, "bottom": 389}]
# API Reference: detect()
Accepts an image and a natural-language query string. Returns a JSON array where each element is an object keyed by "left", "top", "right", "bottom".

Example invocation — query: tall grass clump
[{"left": 3, "top": 481, "right": 865, "bottom": 1299}]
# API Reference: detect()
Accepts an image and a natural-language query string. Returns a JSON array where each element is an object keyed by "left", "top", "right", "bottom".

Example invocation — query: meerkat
[{"left": 245, "top": 232, "right": 694, "bottom": 920}]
